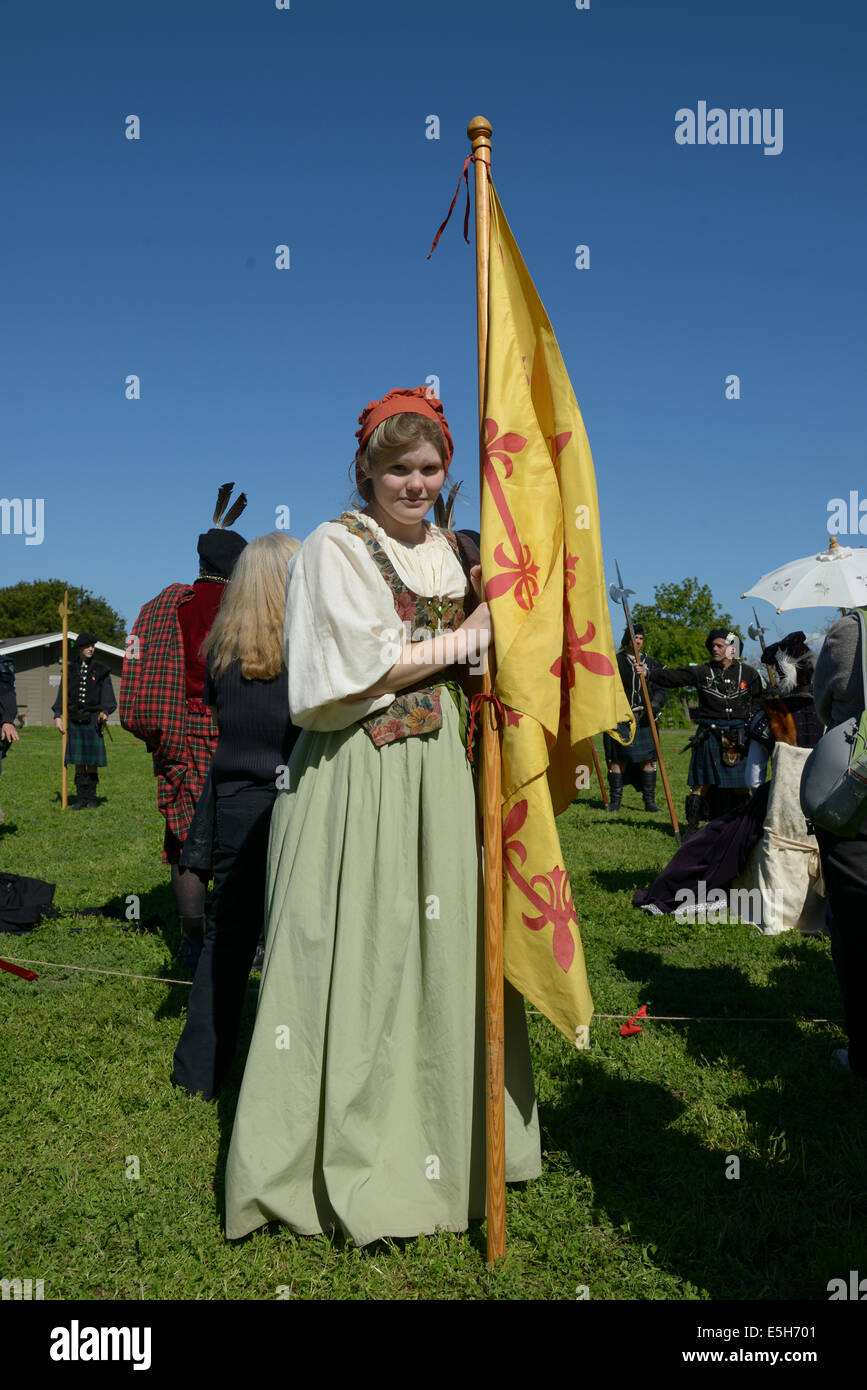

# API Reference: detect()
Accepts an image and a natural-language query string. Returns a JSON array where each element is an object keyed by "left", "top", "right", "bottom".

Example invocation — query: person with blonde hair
[
  {"left": 225, "top": 387, "right": 540, "bottom": 1246},
  {"left": 172, "top": 530, "right": 301, "bottom": 1100}
]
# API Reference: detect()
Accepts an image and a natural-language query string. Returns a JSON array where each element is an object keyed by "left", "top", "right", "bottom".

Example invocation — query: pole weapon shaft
[
  {"left": 614, "top": 566, "right": 681, "bottom": 844},
  {"left": 752, "top": 606, "right": 775, "bottom": 688},
  {"left": 589, "top": 738, "right": 608, "bottom": 806}
]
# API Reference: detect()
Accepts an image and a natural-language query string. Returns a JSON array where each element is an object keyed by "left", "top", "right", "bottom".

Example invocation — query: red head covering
[{"left": 355, "top": 386, "right": 454, "bottom": 465}]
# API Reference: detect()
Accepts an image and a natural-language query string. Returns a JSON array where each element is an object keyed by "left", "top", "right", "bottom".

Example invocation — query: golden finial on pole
[{"left": 467, "top": 116, "right": 492, "bottom": 152}]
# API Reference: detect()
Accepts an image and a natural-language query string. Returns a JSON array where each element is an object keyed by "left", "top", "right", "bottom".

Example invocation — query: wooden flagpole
[
  {"left": 59, "top": 590, "right": 69, "bottom": 808},
  {"left": 467, "top": 115, "right": 506, "bottom": 1266}
]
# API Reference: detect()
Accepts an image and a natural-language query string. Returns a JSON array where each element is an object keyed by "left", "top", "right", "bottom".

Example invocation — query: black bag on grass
[{"left": 0, "top": 872, "right": 60, "bottom": 932}]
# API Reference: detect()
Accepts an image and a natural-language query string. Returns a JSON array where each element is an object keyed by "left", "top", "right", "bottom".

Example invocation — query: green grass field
[{"left": 1, "top": 728, "right": 865, "bottom": 1301}]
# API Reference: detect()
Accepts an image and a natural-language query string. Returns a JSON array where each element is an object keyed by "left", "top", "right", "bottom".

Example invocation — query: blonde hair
[
  {"left": 203, "top": 531, "right": 300, "bottom": 680},
  {"left": 351, "top": 413, "right": 448, "bottom": 505}
]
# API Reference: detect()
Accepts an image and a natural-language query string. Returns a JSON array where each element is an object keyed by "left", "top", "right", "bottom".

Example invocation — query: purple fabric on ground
[{"left": 633, "top": 783, "right": 770, "bottom": 915}]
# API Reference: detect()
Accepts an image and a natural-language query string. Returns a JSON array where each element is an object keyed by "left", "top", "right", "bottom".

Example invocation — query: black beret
[
  {"left": 197, "top": 529, "right": 247, "bottom": 579},
  {"left": 620, "top": 623, "right": 644, "bottom": 649}
]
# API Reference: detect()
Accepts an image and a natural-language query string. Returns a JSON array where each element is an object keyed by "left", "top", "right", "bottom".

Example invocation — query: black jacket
[
  {"left": 0, "top": 657, "right": 17, "bottom": 726},
  {"left": 52, "top": 658, "right": 117, "bottom": 719},
  {"left": 650, "top": 660, "right": 762, "bottom": 723},
  {"left": 616, "top": 649, "right": 666, "bottom": 726}
]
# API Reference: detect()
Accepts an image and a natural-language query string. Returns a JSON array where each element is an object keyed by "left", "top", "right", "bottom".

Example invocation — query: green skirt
[{"left": 224, "top": 692, "right": 541, "bottom": 1245}]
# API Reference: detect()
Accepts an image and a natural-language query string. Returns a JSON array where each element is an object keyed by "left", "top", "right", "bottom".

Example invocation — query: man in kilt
[
  {"left": 120, "top": 487, "right": 246, "bottom": 965},
  {"left": 603, "top": 624, "right": 667, "bottom": 812},
  {"left": 646, "top": 629, "right": 762, "bottom": 838},
  {"left": 52, "top": 633, "right": 116, "bottom": 809}
]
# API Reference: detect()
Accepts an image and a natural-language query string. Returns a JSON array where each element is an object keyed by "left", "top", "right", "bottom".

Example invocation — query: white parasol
[{"left": 742, "top": 537, "right": 867, "bottom": 613}]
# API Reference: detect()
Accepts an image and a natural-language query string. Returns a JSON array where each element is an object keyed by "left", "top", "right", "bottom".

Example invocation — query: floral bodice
[
  {"left": 333, "top": 512, "right": 471, "bottom": 747},
  {"left": 335, "top": 512, "right": 468, "bottom": 634}
]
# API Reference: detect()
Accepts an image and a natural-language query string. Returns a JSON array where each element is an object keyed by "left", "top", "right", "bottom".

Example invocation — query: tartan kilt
[
  {"left": 688, "top": 720, "right": 747, "bottom": 789},
  {"left": 604, "top": 722, "right": 656, "bottom": 765},
  {"left": 64, "top": 716, "right": 107, "bottom": 767},
  {"left": 157, "top": 701, "right": 218, "bottom": 863}
]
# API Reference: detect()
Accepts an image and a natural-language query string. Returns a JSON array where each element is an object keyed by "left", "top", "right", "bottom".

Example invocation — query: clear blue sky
[{"left": 1, "top": 0, "right": 864, "bottom": 663}]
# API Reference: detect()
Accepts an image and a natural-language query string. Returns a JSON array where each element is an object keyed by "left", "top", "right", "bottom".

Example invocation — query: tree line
[{"left": 0, "top": 580, "right": 126, "bottom": 647}]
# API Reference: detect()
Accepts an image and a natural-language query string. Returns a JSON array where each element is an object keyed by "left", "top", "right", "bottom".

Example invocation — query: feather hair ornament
[
  {"left": 213, "top": 483, "right": 235, "bottom": 525},
  {"left": 221, "top": 491, "right": 248, "bottom": 529},
  {"left": 433, "top": 479, "right": 463, "bottom": 530}
]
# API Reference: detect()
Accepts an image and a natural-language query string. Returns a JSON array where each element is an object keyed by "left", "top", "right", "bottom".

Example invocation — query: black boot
[
  {"left": 178, "top": 915, "right": 205, "bottom": 970},
  {"left": 683, "top": 792, "right": 704, "bottom": 840},
  {"left": 607, "top": 771, "right": 623, "bottom": 812},
  {"left": 641, "top": 770, "right": 661, "bottom": 811},
  {"left": 72, "top": 768, "right": 89, "bottom": 810},
  {"left": 85, "top": 773, "right": 100, "bottom": 808}
]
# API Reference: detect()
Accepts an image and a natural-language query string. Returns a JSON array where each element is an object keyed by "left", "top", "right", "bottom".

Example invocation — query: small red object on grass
[
  {"left": 620, "top": 1005, "right": 648, "bottom": 1037},
  {"left": 0, "top": 957, "right": 38, "bottom": 981}
]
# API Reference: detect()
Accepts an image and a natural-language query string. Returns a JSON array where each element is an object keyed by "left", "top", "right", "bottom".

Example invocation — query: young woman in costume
[
  {"left": 224, "top": 388, "right": 540, "bottom": 1245},
  {"left": 52, "top": 633, "right": 116, "bottom": 809},
  {"left": 172, "top": 531, "right": 301, "bottom": 1101}
]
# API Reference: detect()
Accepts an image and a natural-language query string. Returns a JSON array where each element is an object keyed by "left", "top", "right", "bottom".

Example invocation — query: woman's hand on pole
[
  {"left": 344, "top": 604, "right": 494, "bottom": 702},
  {"left": 459, "top": 600, "right": 492, "bottom": 650}
]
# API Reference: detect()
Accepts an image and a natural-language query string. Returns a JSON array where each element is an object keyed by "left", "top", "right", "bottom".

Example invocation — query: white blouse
[{"left": 284, "top": 510, "right": 468, "bottom": 732}]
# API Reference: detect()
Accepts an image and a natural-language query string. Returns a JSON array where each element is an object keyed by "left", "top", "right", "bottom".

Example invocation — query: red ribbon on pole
[
  {"left": 427, "top": 156, "right": 486, "bottom": 259},
  {"left": 467, "top": 690, "right": 505, "bottom": 762}
]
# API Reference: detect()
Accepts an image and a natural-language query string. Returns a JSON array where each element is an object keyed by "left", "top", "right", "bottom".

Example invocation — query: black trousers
[
  {"left": 172, "top": 784, "right": 277, "bottom": 1100},
  {"left": 815, "top": 825, "right": 867, "bottom": 1078}
]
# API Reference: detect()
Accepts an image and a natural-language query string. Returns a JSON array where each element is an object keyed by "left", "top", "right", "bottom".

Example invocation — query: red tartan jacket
[{"left": 120, "top": 583, "right": 211, "bottom": 767}]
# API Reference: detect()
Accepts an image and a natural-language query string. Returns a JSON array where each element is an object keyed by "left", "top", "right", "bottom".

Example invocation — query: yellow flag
[{"left": 481, "top": 180, "right": 634, "bottom": 1042}]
